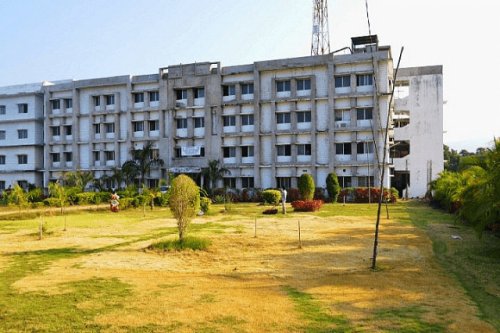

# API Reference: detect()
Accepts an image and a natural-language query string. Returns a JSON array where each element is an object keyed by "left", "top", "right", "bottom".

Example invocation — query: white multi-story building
[
  {"left": 0, "top": 35, "right": 444, "bottom": 197},
  {"left": 0, "top": 83, "right": 45, "bottom": 190}
]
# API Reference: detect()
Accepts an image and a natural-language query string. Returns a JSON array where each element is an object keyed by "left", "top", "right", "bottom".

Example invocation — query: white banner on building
[{"left": 181, "top": 146, "right": 201, "bottom": 157}]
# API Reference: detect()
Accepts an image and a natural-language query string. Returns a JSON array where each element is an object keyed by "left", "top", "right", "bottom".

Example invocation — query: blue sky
[{"left": 1, "top": 0, "right": 498, "bottom": 151}]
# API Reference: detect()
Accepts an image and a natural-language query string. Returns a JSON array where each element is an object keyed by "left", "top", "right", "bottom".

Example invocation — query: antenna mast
[{"left": 311, "top": 0, "right": 331, "bottom": 55}]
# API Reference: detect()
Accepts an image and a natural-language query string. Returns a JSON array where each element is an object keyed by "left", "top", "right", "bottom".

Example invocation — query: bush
[
  {"left": 118, "top": 197, "right": 134, "bottom": 210},
  {"left": 262, "top": 208, "right": 278, "bottom": 215},
  {"left": 43, "top": 197, "right": 61, "bottom": 208},
  {"left": 200, "top": 197, "right": 211, "bottom": 213},
  {"left": 76, "top": 192, "right": 96, "bottom": 205},
  {"left": 286, "top": 188, "right": 300, "bottom": 203},
  {"left": 337, "top": 187, "right": 398, "bottom": 203},
  {"left": 291, "top": 200, "right": 324, "bottom": 212},
  {"left": 169, "top": 174, "right": 200, "bottom": 241},
  {"left": 298, "top": 174, "right": 315, "bottom": 200},
  {"left": 326, "top": 172, "right": 341, "bottom": 203},
  {"left": 314, "top": 187, "right": 326, "bottom": 201},
  {"left": 27, "top": 188, "right": 44, "bottom": 203},
  {"left": 156, "top": 192, "right": 170, "bottom": 207},
  {"left": 212, "top": 195, "right": 225, "bottom": 204},
  {"left": 262, "top": 189, "right": 281, "bottom": 205},
  {"left": 148, "top": 236, "right": 211, "bottom": 251}
]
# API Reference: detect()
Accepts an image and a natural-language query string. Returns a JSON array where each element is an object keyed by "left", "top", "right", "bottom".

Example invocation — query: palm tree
[
  {"left": 201, "top": 160, "right": 230, "bottom": 193},
  {"left": 110, "top": 167, "right": 125, "bottom": 190},
  {"left": 122, "top": 141, "right": 164, "bottom": 189}
]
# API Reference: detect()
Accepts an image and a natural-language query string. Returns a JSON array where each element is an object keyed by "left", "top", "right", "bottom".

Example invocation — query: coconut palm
[
  {"left": 201, "top": 160, "right": 230, "bottom": 193},
  {"left": 122, "top": 141, "right": 164, "bottom": 189}
]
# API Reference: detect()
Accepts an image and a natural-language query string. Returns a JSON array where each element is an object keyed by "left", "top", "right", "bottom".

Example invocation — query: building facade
[{"left": 0, "top": 36, "right": 443, "bottom": 197}]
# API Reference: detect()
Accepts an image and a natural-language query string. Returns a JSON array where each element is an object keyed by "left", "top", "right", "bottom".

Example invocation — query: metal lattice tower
[{"left": 311, "top": 0, "right": 331, "bottom": 55}]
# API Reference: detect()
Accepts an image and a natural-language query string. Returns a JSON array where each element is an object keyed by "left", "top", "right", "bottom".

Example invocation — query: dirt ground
[{"left": 0, "top": 209, "right": 495, "bottom": 332}]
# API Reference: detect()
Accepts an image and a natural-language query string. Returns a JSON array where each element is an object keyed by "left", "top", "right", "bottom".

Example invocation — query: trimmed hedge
[
  {"left": 262, "top": 189, "right": 281, "bottom": 205},
  {"left": 338, "top": 187, "right": 399, "bottom": 203},
  {"left": 200, "top": 197, "right": 211, "bottom": 213},
  {"left": 291, "top": 200, "right": 324, "bottom": 212},
  {"left": 298, "top": 174, "right": 315, "bottom": 200}
]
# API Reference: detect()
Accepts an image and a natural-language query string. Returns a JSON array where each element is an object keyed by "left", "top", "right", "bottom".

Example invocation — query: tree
[
  {"left": 10, "top": 184, "right": 28, "bottom": 212},
  {"left": 122, "top": 141, "right": 164, "bottom": 189},
  {"left": 201, "top": 160, "right": 230, "bottom": 193},
  {"left": 49, "top": 182, "right": 69, "bottom": 230},
  {"left": 64, "top": 170, "right": 94, "bottom": 191},
  {"left": 298, "top": 174, "right": 315, "bottom": 201},
  {"left": 110, "top": 167, "right": 125, "bottom": 190},
  {"left": 443, "top": 144, "right": 460, "bottom": 172},
  {"left": 326, "top": 172, "right": 341, "bottom": 203},
  {"left": 168, "top": 174, "right": 200, "bottom": 241}
]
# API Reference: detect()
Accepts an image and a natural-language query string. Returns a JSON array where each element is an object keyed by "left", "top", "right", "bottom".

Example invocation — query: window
[
  {"left": 94, "top": 124, "right": 101, "bottom": 134},
  {"left": 105, "top": 150, "right": 115, "bottom": 161},
  {"left": 223, "top": 115, "right": 236, "bottom": 127},
  {"left": 338, "top": 176, "right": 352, "bottom": 188},
  {"left": 0, "top": 155, "right": 5, "bottom": 164},
  {"left": 176, "top": 89, "right": 188, "bottom": 100},
  {"left": 241, "top": 83, "right": 254, "bottom": 95},
  {"left": 149, "top": 91, "right": 159, "bottom": 102},
  {"left": 335, "top": 109, "right": 351, "bottom": 122},
  {"left": 358, "top": 176, "right": 374, "bottom": 187},
  {"left": 297, "top": 79, "right": 311, "bottom": 91},
  {"left": 105, "top": 123, "right": 115, "bottom": 133},
  {"left": 276, "top": 113, "right": 291, "bottom": 124},
  {"left": 336, "top": 143, "right": 352, "bottom": 155},
  {"left": 241, "top": 114, "right": 254, "bottom": 126},
  {"left": 149, "top": 120, "right": 159, "bottom": 131},
  {"left": 222, "top": 85, "right": 236, "bottom": 96},
  {"left": 51, "top": 126, "right": 60, "bottom": 136},
  {"left": 335, "top": 75, "right": 351, "bottom": 88},
  {"left": 241, "top": 177, "right": 254, "bottom": 188},
  {"left": 134, "top": 92, "right": 144, "bottom": 103},
  {"left": 276, "top": 80, "right": 291, "bottom": 92},
  {"left": 224, "top": 177, "right": 236, "bottom": 188},
  {"left": 51, "top": 100, "right": 60, "bottom": 109},
  {"left": 0, "top": 181, "right": 5, "bottom": 190},
  {"left": 149, "top": 149, "right": 160, "bottom": 160},
  {"left": 297, "top": 111, "right": 311, "bottom": 123},
  {"left": 357, "top": 108, "right": 373, "bottom": 120},
  {"left": 194, "top": 117, "right": 205, "bottom": 128},
  {"left": 93, "top": 151, "right": 100, "bottom": 161},
  {"left": 50, "top": 153, "right": 60, "bottom": 163},
  {"left": 64, "top": 152, "right": 73, "bottom": 162},
  {"left": 0, "top": 131, "right": 5, "bottom": 140},
  {"left": 276, "top": 177, "right": 291, "bottom": 189},
  {"left": 357, "top": 142, "right": 374, "bottom": 154},
  {"left": 175, "top": 147, "right": 205, "bottom": 158},
  {"left": 17, "top": 155, "right": 28, "bottom": 164},
  {"left": 65, "top": 99, "right": 72, "bottom": 109},
  {"left": 106, "top": 95, "right": 115, "bottom": 105},
  {"left": 277, "top": 145, "right": 291, "bottom": 156},
  {"left": 132, "top": 121, "right": 144, "bottom": 132},
  {"left": 241, "top": 146, "right": 254, "bottom": 157},
  {"left": 94, "top": 96, "right": 100, "bottom": 107},
  {"left": 357, "top": 74, "right": 373, "bottom": 86},
  {"left": 176, "top": 118, "right": 187, "bottom": 129},
  {"left": 18, "top": 129, "right": 28, "bottom": 139},
  {"left": 18, "top": 104, "right": 28, "bottom": 113},
  {"left": 64, "top": 125, "right": 72, "bottom": 136},
  {"left": 223, "top": 147, "right": 236, "bottom": 158},
  {"left": 297, "top": 144, "right": 312, "bottom": 156},
  {"left": 0, "top": 105, "right": 5, "bottom": 115},
  {"left": 194, "top": 88, "right": 205, "bottom": 98}
]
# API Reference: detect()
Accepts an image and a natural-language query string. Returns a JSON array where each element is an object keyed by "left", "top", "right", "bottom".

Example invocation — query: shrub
[
  {"left": 286, "top": 188, "right": 300, "bottom": 202},
  {"left": 148, "top": 236, "right": 211, "bottom": 251},
  {"left": 262, "top": 189, "right": 281, "bottom": 205},
  {"left": 44, "top": 197, "right": 61, "bottom": 208},
  {"left": 291, "top": 200, "right": 324, "bottom": 212},
  {"left": 118, "top": 197, "right": 134, "bottom": 210},
  {"left": 76, "top": 192, "right": 96, "bottom": 205},
  {"left": 314, "top": 187, "right": 326, "bottom": 201},
  {"left": 212, "top": 195, "right": 225, "bottom": 204},
  {"left": 156, "top": 192, "right": 170, "bottom": 207},
  {"left": 326, "top": 172, "right": 341, "bottom": 203},
  {"left": 263, "top": 208, "right": 278, "bottom": 215},
  {"left": 337, "top": 187, "right": 398, "bottom": 203},
  {"left": 298, "top": 174, "right": 315, "bottom": 200},
  {"left": 200, "top": 197, "right": 211, "bottom": 213},
  {"left": 27, "top": 188, "right": 44, "bottom": 203}
]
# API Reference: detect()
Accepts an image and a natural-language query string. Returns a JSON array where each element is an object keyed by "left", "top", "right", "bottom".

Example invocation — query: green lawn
[{"left": 0, "top": 201, "right": 497, "bottom": 332}]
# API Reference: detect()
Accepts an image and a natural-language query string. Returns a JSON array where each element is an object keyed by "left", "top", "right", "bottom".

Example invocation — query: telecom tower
[{"left": 311, "top": 0, "right": 331, "bottom": 55}]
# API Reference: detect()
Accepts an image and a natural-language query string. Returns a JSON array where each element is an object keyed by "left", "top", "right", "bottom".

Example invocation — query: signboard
[
  {"left": 168, "top": 167, "right": 202, "bottom": 174},
  {"left": 181, "top": 146, "right": 201, "bottom": 157}
]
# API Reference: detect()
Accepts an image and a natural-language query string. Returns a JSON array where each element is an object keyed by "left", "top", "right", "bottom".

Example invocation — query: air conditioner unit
[
  {"left": 336, "top": 122, "right": 348, "bottom": 128},
  {"left": 175, "top": 101, "right": 186, "bottom": 108}
]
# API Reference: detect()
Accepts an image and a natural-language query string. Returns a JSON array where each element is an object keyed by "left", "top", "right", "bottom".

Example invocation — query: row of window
[
  {"left": 92, "top": 91, "right": 159, "bottom": 107},
  {"left": 335, "top": 142, "right": 375, "bottom": 155},
  {"left": 0, "top": 104, "right": 28, "bottom": 115},
  {"left": 334, "top": 74, "right": 373, "bottom": 88},
  {"left": 0, "top": 129, "right": 28, "bottom": 140},
  {"left": 0, "top": 154, "right": 28, "bottom": 165},
  {"left": 335, "top": 108, "right": 373, "bottom": 121},
  {"left": 50, "top": 99, "right": 73, "bottom": 110}
]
